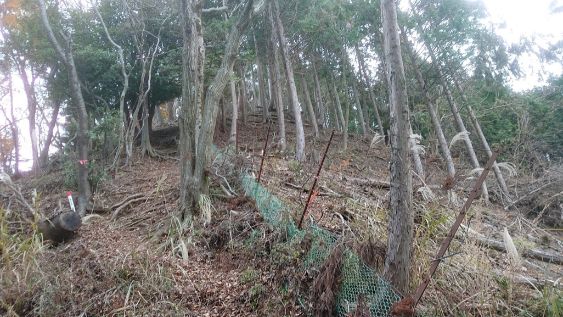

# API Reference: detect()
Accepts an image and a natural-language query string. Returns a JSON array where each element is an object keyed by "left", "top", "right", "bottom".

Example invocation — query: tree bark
[
  {"left": 267, "top": 18, "right": 286, "bottom": 152},
  {"left": 402, "top": 33, "right": 456, "bottom": 179},
  {"left": 429, "top": 55, "right": 490, "bottom": 201},
  {"left": 12, "top": 57, "right": 39, "bottom": 173},
  {"left": 39, "top": 100, "right": 61, "bottom": 168},
  {"left": 454, "top": 78, "right": 510, "bottom": 201},
  {"left": 271, "top": 0, "right": 305, "bottom": 161},
  {"left": 254, "top": 33, "right": 269, "bottom": 123},
  {"left": 381, "top": 0, "right": 413, "bottom": 293},
  {"left": 301, "top": 75, "right": 319, "bottom": 138},
  {"left": 94, "top": 4, "right": 130, "bottom": 168},
  {"left": 351, "top": 74, "right": 368, "bottom": 137},
  {"left": 355, "top": 44, "right": 385, "bottom": 136},
  {"left": 168, "top": 99, "right": 178, "bottom": 123},
  {"left": 225, "top": 13, "right": 238, "bottom": 145},
  {"left": 38, "top": 0, "right": 90, "bottom": 215},
  {"left": 179, "top": 0, "right": 205, "bottom": 218},
  {"left": 189, "top": 0, "right": 260, "bottom": 217},
  {"left": 312, "top": 59, "right": 326, "bottom": 129},
  {"left": 238, "top": 64, "right": 247, "bottom": 125},
  {"left": 7, "top": 73, "right": 19, "bottom": 176},
  {"left": 411, "top": 9, "right": 490, "bottom": 202},
  {"left": 339, "top": 59, "right": 351, "bottom": 152},
  {"left": 330, "top": 77, "right": 346, "bottom": 132}
]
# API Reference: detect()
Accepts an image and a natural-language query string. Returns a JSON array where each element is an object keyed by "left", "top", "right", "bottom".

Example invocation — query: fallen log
[
  {"left": 492, "top": 269, "right": 562, "bottom": 289},
  {"left": 346, "top": 176, "right": 390, "bottom": 189},
  {"left": 284, "top": 182, "right": 342, "bottom": 197},
  {"left": 461, "top": 225, "right": 563, "bottom": 265}
]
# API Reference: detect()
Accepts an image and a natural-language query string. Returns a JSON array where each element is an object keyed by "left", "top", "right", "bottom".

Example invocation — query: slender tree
[
  {"left": 402, "top": 32, "right": 456, "bottom": 179},
  {"left": 381, "top": 0, "right": 413, "bottom": 293},
  {"left": 38, "top": 0, "right": 90, "bottom": 215},
  {"left": 355, "top": 43, "right": 385, "bottom": 136},
  {"left": 410, "top": 0, "right": 489, "bottom": 202},
  {"left": 271, "top": 0, "right": 305, "bottom": 161},
  {"left": 179, "top": 0, "right": 205, "bottom": 218},
  {"left": 454, "top": 77, "right": 511, "bottom": 202},
  {"left": 254, "top": 32, "right": 269, "bottom": 123},
  {"left": 267, "top": 11, "right": 287, "bottom": 151},
  {"left": 180, "top": 0, "right": 262, "bottom": 218},
  {"left": 93, "top": 4, "right": 130, "bottom": 168},
  {"left": 301, "top": 74, "right": 320, "bottom": 138}
]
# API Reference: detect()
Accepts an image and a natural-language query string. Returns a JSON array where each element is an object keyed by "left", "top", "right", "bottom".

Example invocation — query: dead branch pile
[{"left": 311, "top": 244, "right": 344, "bottom": 317}]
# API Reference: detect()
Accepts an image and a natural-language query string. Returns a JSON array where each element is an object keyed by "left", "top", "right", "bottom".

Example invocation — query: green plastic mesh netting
[{"left": 241, "top": 174, "right": 400, "bottom": 316}]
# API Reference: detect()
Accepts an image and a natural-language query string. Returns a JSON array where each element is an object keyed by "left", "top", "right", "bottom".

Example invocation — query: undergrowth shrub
[{"left": 0, "top": 208, "right": 45, "bottom": 316}]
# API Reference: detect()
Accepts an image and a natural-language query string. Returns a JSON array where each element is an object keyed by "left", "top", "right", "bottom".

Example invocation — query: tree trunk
[
  {"left": 179, "top": 0, "right": 205, "bottom": 218},
  {"left": 229, "top": 78, "right": 238, "bottom": 144},
  {"left": 39, "top": 101, "right": 61, "bottom": 167},
  {"left": 190, "top": 0, "right": 260, "bottom": 217},
  {"left": 239, "top": 64, "right": 248, "bottom": 125},
  {"left": 141, "top": 99, "right": 155, "bottom": 156},
  {"left": 381, "top": 0, "right": 413, "bottom": 294},
  {"left": 343, "top": 88, "right": 350, "bottom": 152},
  {"left": 94, "top": 4, "right": 129, "bottom": 169},
  {"left": 402, "top": 33, "right": 456, "bottom": 179},
  {"left": 271, "top": 0, "right": 305, "bottom": 161},
  {"left": 355, "top": 44, "right": 385, "bottom": 136},
  {"left": 8, "top": 73, "right": 19, "bottom": 177},
  {"left": 430, "top": 60, "right": 490, "bottom": 201},
  {"left": 168, "top": 99, "right": 177, "bottom": 123},
  {"left": 39, "top": 0, "right": 90, "bottom": 215},
  {"left": 312, "top": 59, "right": 326, "bottom": 129},
  {"left": 412, "top": 11, "right": 490, "bottom": 202},
  {"left": 409, "top": 126, "right": 425, "bottom": 179},
  {"left": 139, "top": 38, "right": 159, "bottom": 157},
  {"left": 454, "top": 78, "right": 511, "bottom": 201},
  {"left": 330, "top": 77, "right": 346, "bottom": 132},
  {"left": 301, "top": 75, "right": 319, "bottom": 138},
  {"left": 351, "top": 75, "right": 368, "bottom": 137},
  {"left": 268, "top": 23, "right": 286, "bottom": 152},
  {"left": 254, "top": 33, "right": 269, "bottom": 123},
  {"left": 224, "top": 13, "right": 238, "bottom": 145},
  {"left": 17, "top": 62, "right": 39, "bottom": 173},
  {"left": 153, "top": 104, "right": 164, "bottom": 128},
  {"left": 440, "top": 73, "right": 489, "bottom": 202},
  {"left": 220, "top": 98, "right": 226, "bottom": 132},
  {"left": 340, "top": 59, "right": 351, "bottom": 152}
]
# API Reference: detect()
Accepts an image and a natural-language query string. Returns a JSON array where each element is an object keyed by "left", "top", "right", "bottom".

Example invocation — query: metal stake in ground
[
  {"left": 409, "top": 152, "right": 499, "bottom": 308},
  {"left": 298, "top": 130, "right": 335, "bottom": 229},
  {"left": 257, "top": 124, "right": 271, "bottom": 184}
]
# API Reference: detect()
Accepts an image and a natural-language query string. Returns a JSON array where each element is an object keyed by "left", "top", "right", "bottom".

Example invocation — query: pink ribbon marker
[
  {"left": 79, "top": 160, "right": 88, "bottom": 165},
  {"left": 67, "top": 191, "right": 76, "bottom": 213}
]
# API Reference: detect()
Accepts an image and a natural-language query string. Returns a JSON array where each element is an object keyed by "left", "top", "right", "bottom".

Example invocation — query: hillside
[{"left": 1, "top": 121, "right": 561, "bottom": 317}]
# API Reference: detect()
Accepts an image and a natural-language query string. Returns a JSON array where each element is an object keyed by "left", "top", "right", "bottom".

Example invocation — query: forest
[{"left": 0, "top": 0, "right": 562, "bottom": 316}]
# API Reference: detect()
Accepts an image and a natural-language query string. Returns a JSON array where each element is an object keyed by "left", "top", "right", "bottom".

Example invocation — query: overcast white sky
[
  {"left": 482, "top": 0, "right": 563, "bottom": 90},
  {"left": 1, "top": 0, "right": 562, "bottom": 171}
]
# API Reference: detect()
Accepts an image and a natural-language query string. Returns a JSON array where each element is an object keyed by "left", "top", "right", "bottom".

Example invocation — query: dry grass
[
  {"left": 2, "top": 124, "right": 561, "bottom": 317},
  {"left": 311, "top": 244, "right": 344, "bottom": 317}
]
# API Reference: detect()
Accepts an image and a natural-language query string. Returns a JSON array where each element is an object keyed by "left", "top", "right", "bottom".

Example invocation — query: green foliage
[
  {"left": 287, "top": 160, "right": 302, "bottom": 174},
  {"left": 249, "top": 283, "right": 265, "bottom": 309},
  {"left": 0, "top": 208, "right": 44, "bottom": 315},
  {"left": 240, "top": 268, "right": 259, "bottom": 284},
  {"left": 527, "top": 286, "right": 563, "bottom": 317}
]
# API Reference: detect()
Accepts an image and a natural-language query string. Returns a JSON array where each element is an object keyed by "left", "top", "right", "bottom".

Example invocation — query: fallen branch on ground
[
  {"left": 461, "top": 224, "right": 563, "bottom": 265},
  {"left": 284, "top": 182, "right": 342, "bottom": 197},
  {"left": 504, "top": 181, "right": 559, "bottom": 210},
  {"left": 345, "top": 176, "right": 390, "bottom": 189}
]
